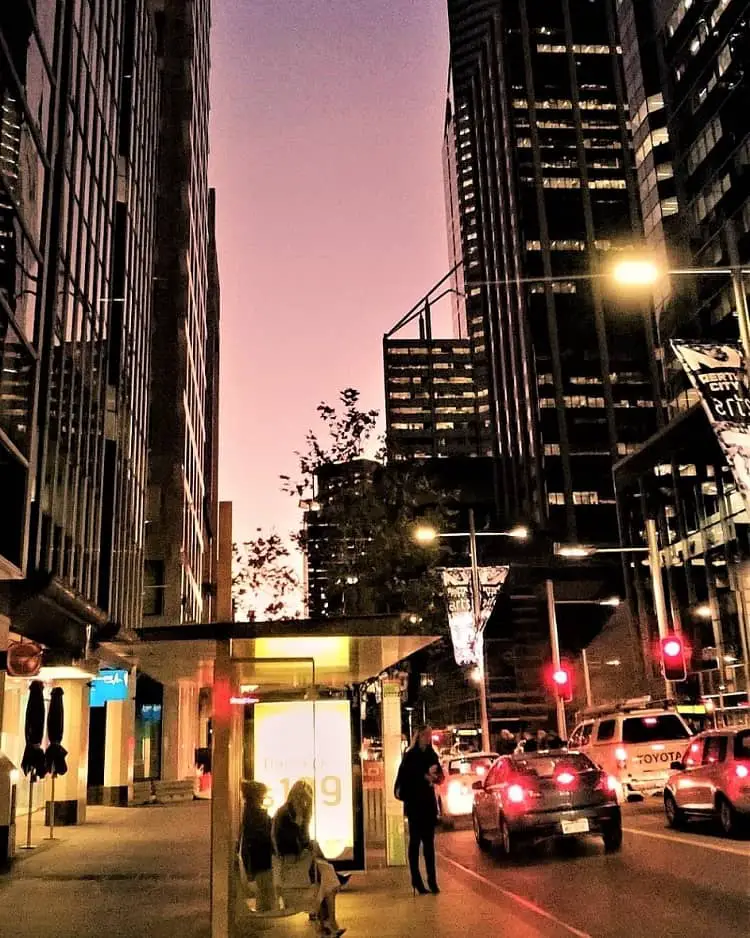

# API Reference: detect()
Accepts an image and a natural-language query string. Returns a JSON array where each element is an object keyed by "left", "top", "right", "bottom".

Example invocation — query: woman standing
[{"left": 394, "top": 725, "right": 444, "bottom": 895}]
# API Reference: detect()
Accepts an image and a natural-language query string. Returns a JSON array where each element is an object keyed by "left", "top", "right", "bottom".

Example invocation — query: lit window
[
  {"left": 548, "top": 492, "right": 566, "bottom": 505},
  {"left": 544, "top": 443, "right": 561, "bottom": 456},
  {"left": 573, "top": 491, "right": 600, "bottom": 505}
]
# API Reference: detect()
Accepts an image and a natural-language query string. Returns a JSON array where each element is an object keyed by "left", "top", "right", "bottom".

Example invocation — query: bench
[{"left": 236, "top": 855, "right": 318, "bottom": 934}]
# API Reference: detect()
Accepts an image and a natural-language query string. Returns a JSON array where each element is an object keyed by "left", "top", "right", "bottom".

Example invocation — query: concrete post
[
  {"left": 45, "top": 680, "right": 90, "bottom": 825},
  {"left": 381, "top": 679, "right": 406, "bottom": 866},
  {"left": 102, "top": 688, "right": 136, "bottom": 806},
  {"left": 161, "top": 679, "right": 199, "bottom": 781}
]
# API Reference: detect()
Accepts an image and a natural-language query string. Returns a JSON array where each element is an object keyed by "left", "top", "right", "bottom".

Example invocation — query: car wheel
[
  {"left": 717, "top": 796, "right": 738, "bottom": 837},
  {"left": 496, "top": 816, "right": 515, "bottom": 859},
  {"left": 664, "top": 793, "right": 685, "bottom": 830},
  {"left": 602, "top": 821, "right": 623, "bottom": 853},
  {"left": 472, "top": 810, "right": 489, "bottom": 851}
]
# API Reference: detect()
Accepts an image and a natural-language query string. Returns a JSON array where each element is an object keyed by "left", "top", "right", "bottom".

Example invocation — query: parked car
[
  {"left": 471, "top": 749, "right": 622, "bottom": 857},
  {"left": 435, "top": 752, "right": 498, "bottom": 825},
  {"left": 569, "top": 698, "right": 693, "bottom": 801},
  {"left": 664, "top": 726, "right": 750, "bottom": 836}
]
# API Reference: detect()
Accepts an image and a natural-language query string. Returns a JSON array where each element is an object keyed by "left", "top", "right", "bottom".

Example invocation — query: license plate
[{"left": 560, "top": 818, "right": 589, "bottom": 835}]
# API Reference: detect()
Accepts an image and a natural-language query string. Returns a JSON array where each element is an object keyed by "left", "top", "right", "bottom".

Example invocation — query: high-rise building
[
  {"left": 613, "top": 1, "right": 750, "bottom": 704},
  {"left": 383, "top": 336, "right": 489, "bottom": 460},
  {"left": 444, "top": 0, "right": 661, "bottom": 545},
  {"left": 145, "top": 0, "right": 213, "bottom": 627}
]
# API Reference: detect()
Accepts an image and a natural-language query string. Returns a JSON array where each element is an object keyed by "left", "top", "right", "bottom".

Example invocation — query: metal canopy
[{"left": 103, "top": 615, "right": 441, "bottom": 687}]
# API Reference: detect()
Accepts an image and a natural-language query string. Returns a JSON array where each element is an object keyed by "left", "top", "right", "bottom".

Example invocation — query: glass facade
[
  {"left": 445, "top": 0, "right": 660, "bottom": 544},
  {"left": 146, "top": 0, "right": 212, "bottom": 626}
]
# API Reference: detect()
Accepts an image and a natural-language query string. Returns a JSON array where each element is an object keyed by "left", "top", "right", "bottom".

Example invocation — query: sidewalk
[{"left": 0, "top": 802, "right": 568, "bottom": 938}]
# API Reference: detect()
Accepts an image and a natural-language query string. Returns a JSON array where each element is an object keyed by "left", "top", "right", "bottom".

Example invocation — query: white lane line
[
  {"left": 623, "top": 826, "right": 750, "bottom": 858},
  {"left": 439, "top": 852, "right": 593, "bottom": 938}
]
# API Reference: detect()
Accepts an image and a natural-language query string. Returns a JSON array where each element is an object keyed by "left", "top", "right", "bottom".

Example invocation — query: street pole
[
  {"left": 545, "top": 579, "right": 567, "bottom": 739},
  {"left": 469, "top": 508, "right": 491, "bottom": 752},
  {"left": 645, "top": 518, "right": 672, "bottom": 697},
  {"left": 731, "top": 266, "right": 750, "bottom": 384},
  {"left": 581, "top": 648, "right": 593, "bottom": 709}
]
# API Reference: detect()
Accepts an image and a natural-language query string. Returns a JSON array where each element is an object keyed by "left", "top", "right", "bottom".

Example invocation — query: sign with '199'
[{"left": 253, "top": 700, "right": 354, "bottom": 860}]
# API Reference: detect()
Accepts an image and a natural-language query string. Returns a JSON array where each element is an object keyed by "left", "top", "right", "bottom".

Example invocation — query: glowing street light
[
  {"left": 611, "top": 258, "right": 661, "bottom": 287},
  {"left": 413, "top": 525, "right": 438, "bottom": 544}
]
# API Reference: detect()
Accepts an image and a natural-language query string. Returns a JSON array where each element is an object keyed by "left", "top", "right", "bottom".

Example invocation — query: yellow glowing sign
[
  {"left": 253, "top": 637, "right": 350, "bottom": 670},
  {"left": 253, "top": 700, "right": 354, "bottom": 860}
]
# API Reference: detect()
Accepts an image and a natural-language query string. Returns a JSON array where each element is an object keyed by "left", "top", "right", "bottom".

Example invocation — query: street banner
[
  {"left": 441, "top": 566, "right": 509, "bottom": 667},
  {"left": 671, "top": 340, "right": 750, "bottom": 503}
]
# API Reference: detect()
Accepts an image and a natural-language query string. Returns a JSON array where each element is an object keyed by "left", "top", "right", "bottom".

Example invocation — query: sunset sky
[{"left": 210, "top": 0, "right": 452, "bottom": 548}]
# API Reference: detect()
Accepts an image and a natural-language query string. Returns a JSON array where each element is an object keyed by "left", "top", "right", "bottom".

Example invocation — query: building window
[
  {"left": 143, "top": 560, "right": 166, "bottom": 616},
  {"left": 573, "top": 491, "right": 600, "bottom": 505},
  {"left": 544, "top": 443, "right": 561, "bottom": 456},
  {"left": 548, "top": 492, "right": 565, "bottom": 505}
]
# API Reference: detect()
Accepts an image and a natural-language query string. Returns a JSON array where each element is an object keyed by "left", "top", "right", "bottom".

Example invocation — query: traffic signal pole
[
  {"left": 545, "top": 579, "right": 567, "bottom": 739},
  {"left": 645, "top": 518, "right": 673, "bottom": 697},
  {"left": 469, "top": 509, "right": 492, "bottom": 753}
]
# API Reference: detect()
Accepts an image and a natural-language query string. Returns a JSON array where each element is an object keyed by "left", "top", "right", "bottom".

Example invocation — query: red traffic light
[
  {"left": 660, "top": 635, "right": 687, "bottom": 681},
  {"left": 548, "top": 665, "right": 573, "bottom": 702},
  {"left": 662, "top": 639, "right": 682, "bottom": 658}
]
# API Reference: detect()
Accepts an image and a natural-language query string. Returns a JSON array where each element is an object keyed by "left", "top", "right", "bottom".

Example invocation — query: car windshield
[
  {"left": 622, "top": 714, "right": 691, "bottom": 744},
  {"left": 511, "top": 753, "right": 596, "bottom": 778},
  {"left": 447, "top": 754, "right": 498, "bottom": 776}
]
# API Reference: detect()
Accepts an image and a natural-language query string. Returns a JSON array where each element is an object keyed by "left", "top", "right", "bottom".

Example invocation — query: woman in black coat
[{"left": 394, "top": 725, "right": 444, "bottom": 895}]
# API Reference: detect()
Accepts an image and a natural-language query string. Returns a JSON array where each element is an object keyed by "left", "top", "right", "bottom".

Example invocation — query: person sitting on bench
[
  {"left": 238, "top": 780, "right": 276, "bottom": 912},
  {"left": 272, "top": 780, "right": 346, "bottom": 938}
]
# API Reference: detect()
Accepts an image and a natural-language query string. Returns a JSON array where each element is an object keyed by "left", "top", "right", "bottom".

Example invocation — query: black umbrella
[
  {"left": 45, "top": 687, "right": 68, "bottom": 777},
  {"left": 21, "top": 680, "right": 47, "bottom": 779}
]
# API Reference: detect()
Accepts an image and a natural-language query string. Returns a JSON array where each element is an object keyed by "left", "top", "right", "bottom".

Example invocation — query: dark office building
[
  {"left": 1, "top": 0, "right": 162, "bottom": 644},
  {"left": 444, "top": 0, "right": 661, "bottom": 546},
  {"left": 383, "top": 337, "right": 490, "bottom": 460},
  {"left": 145, "top": 0, "right": 213, "bottom": 627},
  {"left": 613, "top": 0, "right": 750, "bottom": 704}
]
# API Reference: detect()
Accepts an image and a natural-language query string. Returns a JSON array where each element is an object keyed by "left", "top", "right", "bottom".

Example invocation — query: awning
[{"left": 103, "top": 614, "right": 442, "bottom": 688}]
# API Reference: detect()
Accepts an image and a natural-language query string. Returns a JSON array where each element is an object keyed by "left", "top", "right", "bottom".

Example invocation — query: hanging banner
[
  {"left": 441, "top": 566, "right": 509, "bottom": 667},
  {"left": 671, "top": 340, "right": 750, "bottom": 503}
]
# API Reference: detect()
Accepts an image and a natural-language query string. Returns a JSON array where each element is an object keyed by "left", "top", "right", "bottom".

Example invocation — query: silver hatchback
[{"left": 664, "top": 726, "right": 750, "bottom": 836}]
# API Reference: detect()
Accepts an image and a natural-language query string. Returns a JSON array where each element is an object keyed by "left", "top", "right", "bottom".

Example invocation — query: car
[
  {"left": 664, "top": 726, "right": 750, "bottom": 836},
  {"left": 569, "top": 698, "right": 693, "bottom": 802},
  {"left": 471, "top": 749, "right": 622, "bottom": 857},
  {"left": 435, "top": 751, "right": 499, "bottom": 826}
]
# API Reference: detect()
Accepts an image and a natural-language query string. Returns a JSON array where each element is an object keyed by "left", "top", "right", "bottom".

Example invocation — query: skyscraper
[
  {"left": 444, "top": 0, "right": 660, "bottom": 545},
  {"left": 145, "top": 0, "right": 213, "bottom": 627}
]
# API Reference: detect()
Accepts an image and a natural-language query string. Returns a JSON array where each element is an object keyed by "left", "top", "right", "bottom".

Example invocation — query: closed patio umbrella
[
  {"left": 20, "top": 680, "right": 46, "bottom": 849},
  {"left": 45, "top": 687, "right": 67, "bottom": 840},
  {"left": 45, "top": 687, "right": 68, "bottom": 777}
]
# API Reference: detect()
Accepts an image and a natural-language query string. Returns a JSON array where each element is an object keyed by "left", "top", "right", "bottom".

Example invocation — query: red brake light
[
  {"left": 736, "top": 763, "right": 749, "bottom": 779},
  {"left": 556, "top": 771, "right": 575, "bottom": 786},
  {"left": 507, "top": 783, "right": 525, "bottom": 804},
  {"left": 476, "top": 765, "right": 486, "bottom": 777},
  {"left": 596, "top": 772, "right": 618, "bottom": 795},
  {"left": 663, "top": 639, "right": 681, "bottom": 658},
  {"left": 607, "top": 775, "right": 618, "bottom": 792}
]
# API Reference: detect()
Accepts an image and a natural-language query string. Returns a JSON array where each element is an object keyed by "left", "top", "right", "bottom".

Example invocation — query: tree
[
  {"left": 232, "top": 531, "right": 301, "bottom": 621},
  {"left": 283, "top": 389, "right": 456, "bottom": 624},
  {"left": 280, "top": 388, "right": 381, "bottom": 499}
]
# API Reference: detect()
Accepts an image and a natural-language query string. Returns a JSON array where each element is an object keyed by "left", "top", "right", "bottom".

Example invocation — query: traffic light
[
  {"left": 660, "top": 635, "right": 687, "bottom": 682},
  {"left": 551, "top": 666, "right": 573, "bottom": 703}
]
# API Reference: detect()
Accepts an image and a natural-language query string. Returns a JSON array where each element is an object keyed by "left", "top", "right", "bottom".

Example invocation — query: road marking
[
  {"left": 439, "top": 852, "right": 592, "bottom": 938},
  {"left": 623, "top": 826, "right": 750, "bottom": 858}
]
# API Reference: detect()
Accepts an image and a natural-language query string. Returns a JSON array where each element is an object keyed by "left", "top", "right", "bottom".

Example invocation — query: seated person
[
  {"left": 238, "top": 781, "right": 276, "bottom": 912},
  {"left": 272, "top": 780, "right": 346, "bottom": 938}
]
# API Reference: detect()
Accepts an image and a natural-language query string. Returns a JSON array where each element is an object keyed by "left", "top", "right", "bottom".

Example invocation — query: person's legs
[
  {"left": 407, "top": 817, "right": 426, "bottom": 891},
  {"left": 423, "top": 824, "right": 438, "bottom": 891}
]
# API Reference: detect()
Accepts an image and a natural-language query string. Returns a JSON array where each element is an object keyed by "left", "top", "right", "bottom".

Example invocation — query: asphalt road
[{"left": 436, "top": 800, "right": 750, "bottom": 938}]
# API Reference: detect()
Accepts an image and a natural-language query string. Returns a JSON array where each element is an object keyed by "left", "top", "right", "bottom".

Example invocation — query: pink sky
[{"left": 210, "top": 1, "right": 452, "bottom": 545}]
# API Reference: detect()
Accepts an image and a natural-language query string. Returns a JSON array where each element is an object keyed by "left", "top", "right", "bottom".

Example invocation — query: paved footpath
[{"left": 0, "top": 802, "right": 574, "bottom": 938}]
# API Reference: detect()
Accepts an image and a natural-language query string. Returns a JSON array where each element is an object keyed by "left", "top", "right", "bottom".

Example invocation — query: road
[{"left": 436, "top": 801, "right": 750, "bottom": 938}]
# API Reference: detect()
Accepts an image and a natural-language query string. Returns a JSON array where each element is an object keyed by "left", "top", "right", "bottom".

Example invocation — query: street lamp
[
  {"left": 413, "top": 510, "right": 528, "bottom": 751},
  {"left": 609, "top": 255, "right": 750, "bottom": 382}
]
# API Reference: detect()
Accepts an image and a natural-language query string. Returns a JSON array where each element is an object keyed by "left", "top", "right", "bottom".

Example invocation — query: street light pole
[
  {"left": 645, "top": 518, "right": 673, "bottom": 697},
  {"left": 545, "top": 579, "right": 567, "bottom": 739},
  {"left": 581, "top": 648, "right": 593, "bottom": 709},
  {"left": 468, "top": 508, "right": 491, "bottom": 753}
]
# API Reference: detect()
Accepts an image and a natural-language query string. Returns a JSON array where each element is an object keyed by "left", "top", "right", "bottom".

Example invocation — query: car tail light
[
  {"left": 556, "top": 772, "right": 575, "bottom": 786},
  {"left": 736, "top": 763, "right": 749, "bottom": 780},
  {"left": 476, "top": 765, "right": 486, "bottom": 777},
  {"left": 595, "top": 772, "right": 618, "bottom": 796},
  {"left": 507, "top": 783, "right": 526, "bottom": 804},
  {"left": 685, "top": 742, "right": 700, "bottom": 767},
  {"left": 615, "top": 746, "right": 628, "bottom": 768}
]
